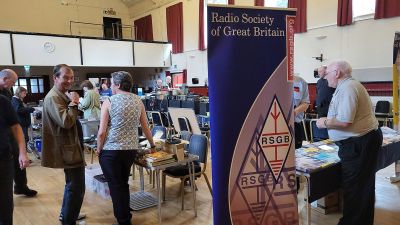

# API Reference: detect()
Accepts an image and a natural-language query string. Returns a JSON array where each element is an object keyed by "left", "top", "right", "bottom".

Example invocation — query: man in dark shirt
[
  {"left": 314, "top": 66, "right": 336, "bottom": 141},
  {"left": 0, "top": 69, "right": 37, "bottom": 197},
  {"left": 0, "top": 94, "right": 30, "bottom": 225},
  {"left": 316, "top": 66, "right": 336, "bottom": 117}
]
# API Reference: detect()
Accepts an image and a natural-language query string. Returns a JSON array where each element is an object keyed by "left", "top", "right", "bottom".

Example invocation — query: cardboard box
[
  {"left": 312, "top": 203, "right": 339, "bottom": 215},
  {"left": 164, "top": 142, "right": 185, "bottom": 161},
  {"left": 317, "top": 191, "right": 338, "bottom": 207},
  {"left": 311, "top": 191, "right": 339, "bottom": 214}
]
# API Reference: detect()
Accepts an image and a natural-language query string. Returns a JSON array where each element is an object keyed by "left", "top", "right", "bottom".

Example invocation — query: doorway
[{"left": 103, "top": 17, "right": 122, "bottom": 39}]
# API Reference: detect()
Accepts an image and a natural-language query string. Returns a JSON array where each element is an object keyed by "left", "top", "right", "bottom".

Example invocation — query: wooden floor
[{"left": 14, "top": 150, "right": 400, "bottom": 225}]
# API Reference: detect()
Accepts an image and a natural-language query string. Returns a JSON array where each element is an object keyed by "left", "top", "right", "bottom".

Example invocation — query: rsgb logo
[
  {"left": 258, "top": 96, "right": 292, "bottom": 181},
  {"left": 233, "top": 96, "right": 296, "bottom": 225}
]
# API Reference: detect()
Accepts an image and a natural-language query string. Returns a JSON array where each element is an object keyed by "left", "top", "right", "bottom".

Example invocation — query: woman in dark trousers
[
  {"left": 96, "top": 71, "right": 155, "bottom": 225},
  {"left": 11, "top": 86, "right": 37, "bottom": 197}
]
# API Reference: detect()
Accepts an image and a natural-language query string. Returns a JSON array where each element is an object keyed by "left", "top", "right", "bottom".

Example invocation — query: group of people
[
  {"left": 153, "top": 75, "right": 172, "bottom": 92},
  {"left": 77, "top": 78, "right": 116, "bottom": 121},
  {"left": 0, "top": 59, "right": 383, "bottom": 225},
  {"left": 0, "top": 65, "right": 155, "bottom": 225},
  {"left": 295, "top": 60, "right": 381, "bottom": 225},
  {"left": 292, "top": 65, "right": 335, "bottom": 148}
]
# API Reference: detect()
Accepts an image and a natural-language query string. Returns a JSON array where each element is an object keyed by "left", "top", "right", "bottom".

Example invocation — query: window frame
[
  {"left": 13, "top": 77, "right": 45, "bottom": 94},
  {"left": 208, "top": 0, "right": 228, "bottom": 4},
  {"left": 352, "top": 0, "right": 375, "bottom": 21},
  {"left": 264, "top": 0, "right": 288, "bottom": 8}
]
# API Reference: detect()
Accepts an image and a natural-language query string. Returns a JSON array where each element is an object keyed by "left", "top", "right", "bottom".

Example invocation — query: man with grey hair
[
  {"left": 0, "top": 69, "right": 38, "bottom": 197},
  {"left": 316, "top": 60, "right": 381, "bottom": 225}
]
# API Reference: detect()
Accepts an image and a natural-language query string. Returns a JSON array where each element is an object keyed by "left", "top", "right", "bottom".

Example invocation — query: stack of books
[{"left": 145, "top": 151, "right": 176, "bottom": 167}]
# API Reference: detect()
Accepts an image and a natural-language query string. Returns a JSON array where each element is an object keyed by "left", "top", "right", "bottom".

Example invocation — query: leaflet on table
[
  {"left": 295, "top": 140, "right": 341, "bottom": 173},
  {"left": 145, "top": 151, "right": 175, "bottom": 163},
  {"left": 146, "top": 158, "right": 177, "bottom": 167}
]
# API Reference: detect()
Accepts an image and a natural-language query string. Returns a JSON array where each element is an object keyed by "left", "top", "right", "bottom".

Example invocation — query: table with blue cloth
[{"left": 296, "top": 126, "right": 400, "bottom": 225}]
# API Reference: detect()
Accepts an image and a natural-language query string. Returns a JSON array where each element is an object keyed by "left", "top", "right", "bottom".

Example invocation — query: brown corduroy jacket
[{"left": 41, "top": 86, "right": 85, "bottom": 169}]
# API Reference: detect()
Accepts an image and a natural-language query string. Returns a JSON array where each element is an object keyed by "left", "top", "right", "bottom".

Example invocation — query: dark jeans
[
  {"left": 61, "top": 166, "right": 85, "bottom": 225},
  {"left": 294, "top": 122, "right": 305, "bottom": 149},
  {"left": 12, "top": 146, "right": 27, "bottom": 191},
  {"left": 0, "top": 158, "right": 14, "bottom": 225},
  {"left": 336, "top": 128, "right": 382, "bottom": 225},
  {"left": 294, "top": 122, "right": 305, "bottom": 191},
  {"left": 99, "top": 150, "right": 136, "bottom": 225}
]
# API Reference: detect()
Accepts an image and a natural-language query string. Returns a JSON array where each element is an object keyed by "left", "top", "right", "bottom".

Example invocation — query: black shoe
[
  {"left": 14, "top": 188, "right": 38, "bottom": 197},
  {"left": 59, "top": 213, "right": 86, "bottom": 221}
]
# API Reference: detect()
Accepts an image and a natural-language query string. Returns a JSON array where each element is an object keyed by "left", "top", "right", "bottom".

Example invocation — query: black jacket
[
  {"left": 316, "top": 78, "right": 336, "bottom": 117},
  {"left": 0, "top": 88, "right": 12, "bottom": 99},
  {"left": 11, "top": 96, "right": 34, "bottom": 127}
]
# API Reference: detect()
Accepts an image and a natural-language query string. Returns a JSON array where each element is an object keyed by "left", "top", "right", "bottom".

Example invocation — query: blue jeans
[
  {"left": 99, "top": 150, "right": 136, "bottom": 225},
  {"left": 61, "top": 166, "right": 85, "bottom": 225},
  {"left": 0, "top": 158, "right": 14, "bottom": 225}
]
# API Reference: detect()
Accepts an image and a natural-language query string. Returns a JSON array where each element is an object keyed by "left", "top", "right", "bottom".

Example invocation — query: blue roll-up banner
[{"left": 208, "top": 5, "right": 298, "bottom": 225}]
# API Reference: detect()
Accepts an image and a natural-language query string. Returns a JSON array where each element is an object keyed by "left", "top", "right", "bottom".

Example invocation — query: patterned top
[{"left": 103, "top": 93, "right": 142, "bottom": 150}]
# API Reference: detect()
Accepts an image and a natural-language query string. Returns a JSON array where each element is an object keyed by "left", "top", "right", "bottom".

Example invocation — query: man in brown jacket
[{"left": 41, "top": 64, "right": 85, "bottom": 225}]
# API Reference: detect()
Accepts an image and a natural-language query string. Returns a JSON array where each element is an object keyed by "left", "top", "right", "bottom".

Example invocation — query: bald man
[
  {"left": 0, "top": 69, "right": 38, "bottom": 197},
  {"left": 316, "top": 60, "right": 381, "bottom": 225},
  {"left": 0, "top": 69, "right": 17, "bottom": 98},
  {"left": 0, "top": 69, "right": 32, "bottom": 224}
]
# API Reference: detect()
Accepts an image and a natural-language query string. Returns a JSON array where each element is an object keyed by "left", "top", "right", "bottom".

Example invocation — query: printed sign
[{"left": 208, "top": 5, "right": 298, "bottom": 225}]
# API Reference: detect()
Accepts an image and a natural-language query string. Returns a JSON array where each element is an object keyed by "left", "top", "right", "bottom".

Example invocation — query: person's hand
[
  {"left": 95, "top": 149, "right": 101, "bottom": 156},
  {"left": 149, "top": 145, "right": 157, "bottom": 153},
  {"left": 19, "top": 152, "right": 30, "bottom": 169},
  {"left": 66, "top": 91, "right": 80, "bottom": 104},
  {"left": 316, "top": 117, "right": 327, "bottom": 129}
]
